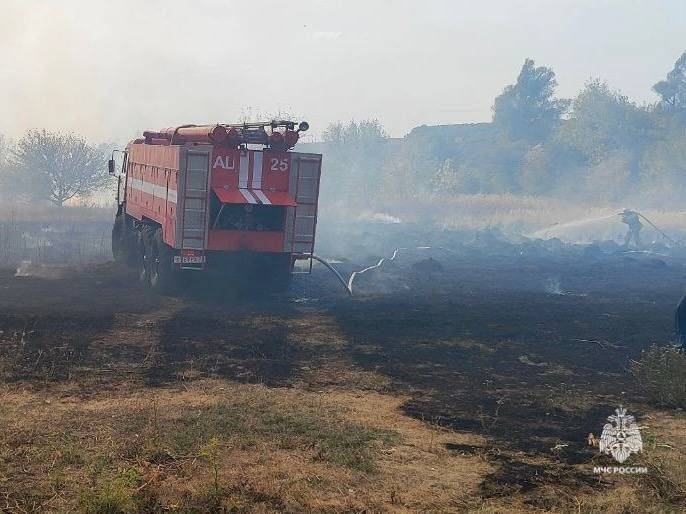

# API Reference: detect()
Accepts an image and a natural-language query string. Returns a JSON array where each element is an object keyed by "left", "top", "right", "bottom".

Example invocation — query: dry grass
[
  {"left": 371, "top": 193, "right": 605, "bottom": 231},
  {"left": 0, "top": 202, "right": 113, "bottom": 223},
  {"left": 635, "top": 411, "right": 686, "bottom": 507},
  {"left": 5, "top": 378, "right": 680, "bottom": 513},
  {"left": 367, "top": 193, "right": 686, "bottom": 234},
  {"left": 0, "top": 381, "right": 490, "bottom": 513},
  {"left": 0, "top": 203, "right": 112, "bottom": 266},
  {"left": 632, "top": 344, "right": 686, "bottom": 409}
]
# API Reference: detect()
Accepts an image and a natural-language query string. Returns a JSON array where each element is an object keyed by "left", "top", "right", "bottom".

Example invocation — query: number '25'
[{"left": 270, "top": 158, "right": 288, "bottom": 171}]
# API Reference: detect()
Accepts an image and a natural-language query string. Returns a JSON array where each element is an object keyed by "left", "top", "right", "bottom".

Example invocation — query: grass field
[
  {"left": 0, "top": 247, "right": 684, "bottom": 512},
  {"left": 345, "top": 193, "right": 686, "bottom": 236}
]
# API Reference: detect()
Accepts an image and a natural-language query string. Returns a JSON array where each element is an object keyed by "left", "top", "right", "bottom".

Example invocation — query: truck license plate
[{"left": 173, "top": 256, "right": 205, "bottom": 264}]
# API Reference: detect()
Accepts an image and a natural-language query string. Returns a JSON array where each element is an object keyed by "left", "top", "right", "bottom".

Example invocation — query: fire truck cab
[{"left": 110, "top": 121, "right": 322, "bottom": 292}]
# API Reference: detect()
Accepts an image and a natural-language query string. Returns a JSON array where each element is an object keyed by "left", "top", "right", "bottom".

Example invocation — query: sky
[{"left": 1, "top": 0, "right": 684, "bottom": 144}]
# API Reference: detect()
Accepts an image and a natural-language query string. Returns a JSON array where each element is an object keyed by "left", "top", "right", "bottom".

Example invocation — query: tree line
[{"left": 319, "top": 51, "right": 686, "bottom": 208}]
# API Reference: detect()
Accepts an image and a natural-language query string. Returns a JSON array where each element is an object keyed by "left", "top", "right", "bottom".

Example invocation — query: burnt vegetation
[{"left": 0, "top": 245, "right": 685, "bottom": 511}]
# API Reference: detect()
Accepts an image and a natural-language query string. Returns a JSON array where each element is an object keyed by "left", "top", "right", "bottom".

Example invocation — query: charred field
[{"left": 1, "top": 228, "right": 685, "bottom": 513}]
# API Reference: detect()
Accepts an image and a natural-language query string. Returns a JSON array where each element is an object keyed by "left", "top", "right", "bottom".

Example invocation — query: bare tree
[{"left": 10, "top": 129, "right": 109, "bottom": 206}]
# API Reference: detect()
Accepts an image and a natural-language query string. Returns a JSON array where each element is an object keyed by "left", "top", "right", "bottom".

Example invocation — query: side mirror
[{"left": 108, "top": 159, "right": 115, "bottom": 175}]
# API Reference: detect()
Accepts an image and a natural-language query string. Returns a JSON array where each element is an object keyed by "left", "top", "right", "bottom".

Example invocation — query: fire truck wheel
[
  {"left": 113, "top": 214, "right": 138, "bottom": 267},
  {"left": 137, "top": 231, "right": 150, "bottom": 285},
  {"left": 111, "top": 215, "right": 126, "bottom": 263},
  {"left": 123, "top": 217, "right": 139, "bottom": 267},
  {"left": 149, "top": 229, "right": 177, "bottom": 293}
]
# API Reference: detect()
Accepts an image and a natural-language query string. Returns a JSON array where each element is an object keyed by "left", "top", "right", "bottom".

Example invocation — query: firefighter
[{"left": 620, "top": 209, "right": 642, "bottom": 249}]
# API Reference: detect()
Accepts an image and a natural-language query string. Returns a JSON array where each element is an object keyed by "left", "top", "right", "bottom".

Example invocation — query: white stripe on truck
[
  {"left": 239, "top": 152, "right": 249, "bottom": 188},
  {"left": 129, "top": 178, "right": 177, "bottom": 204},
  {"left": 251, "top": 151, "right": 263, "bottom": 189},
  {"left": 252, "top": 189, "right": 271, "bottom": 205},
  {"left": 238, "top": 188, "right": 257, "bottom": 204}
]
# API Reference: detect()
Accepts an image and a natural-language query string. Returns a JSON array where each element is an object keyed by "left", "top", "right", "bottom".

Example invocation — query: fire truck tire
[
  {"left": 148, "top": 229, "right": 177, "bottom": 293},
  {"left": 124, "top": 218, "right": 139, "bottom": 267},
  {"left": 112, "top": 214, "right": 139, "bottom": 267},
  {"left": 137, "top": 231, "right": 150, "bottom": 285},
  {"left": 112, "top": 215, "right": 129, "bottom": 264}
]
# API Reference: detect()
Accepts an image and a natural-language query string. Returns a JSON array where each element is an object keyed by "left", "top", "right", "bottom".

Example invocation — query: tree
[
  {"left": 653, "top": 51, "right": 686, "bottom": 115},
  {"left": 492, "top": 58, "right": 569, "bottom": 142},
  {"left": 9, "top": 130, "right": 109, "bottom": 206},
  {"left": 555, "top": 80, "right": 654, "bottom": 168}
]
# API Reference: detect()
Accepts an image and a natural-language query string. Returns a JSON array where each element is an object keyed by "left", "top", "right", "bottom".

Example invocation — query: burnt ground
[{"left": 0, "top": 252, "right": 685, "bottom": 512}]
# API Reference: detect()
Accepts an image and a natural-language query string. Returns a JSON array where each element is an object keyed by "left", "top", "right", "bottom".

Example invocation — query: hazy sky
[{"left": 1, "top": 0, "right": 684, "bottom": 143}]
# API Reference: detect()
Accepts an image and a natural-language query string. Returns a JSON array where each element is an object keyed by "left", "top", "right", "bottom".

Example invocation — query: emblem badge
[{"left": 599, "top": 406, "right": 643, "bottom": 463}]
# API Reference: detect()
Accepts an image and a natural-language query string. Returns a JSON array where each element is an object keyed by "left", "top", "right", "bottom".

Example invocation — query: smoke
[
  {"left": 4, "top": 0, "right": 678, "bottom": 146},
  {"left": 15, "top": 260, "right": 69, "bottom": 279},
  {"left": 0, "top": 4, "right": 114, "bottom": 140},
  {"left": 0, "top": 1, "right": 328, "bottom": 143}
]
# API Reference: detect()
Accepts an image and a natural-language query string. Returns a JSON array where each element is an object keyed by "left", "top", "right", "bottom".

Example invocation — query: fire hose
[
  {"left": 633, "top": 211, "right": 681, "bottom": 247},
  {"left": 308, "top": 255, "right": 352, "bottom": 296},
  {"left": 311, "top": 246, "right": 456, "bottom": 296}
]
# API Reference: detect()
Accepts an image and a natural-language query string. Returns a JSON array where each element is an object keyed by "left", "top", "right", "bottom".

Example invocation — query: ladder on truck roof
[
  {"left": 179, "top": 149, "right": 211, "bottom": 270},
  {"left": 289, "top": 155, "right": 322, "bottom": 274}
]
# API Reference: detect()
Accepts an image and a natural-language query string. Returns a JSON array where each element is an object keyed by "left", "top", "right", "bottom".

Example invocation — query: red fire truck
[{"left": 109, "top": 121, "right": 322, "bottom": 291}]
